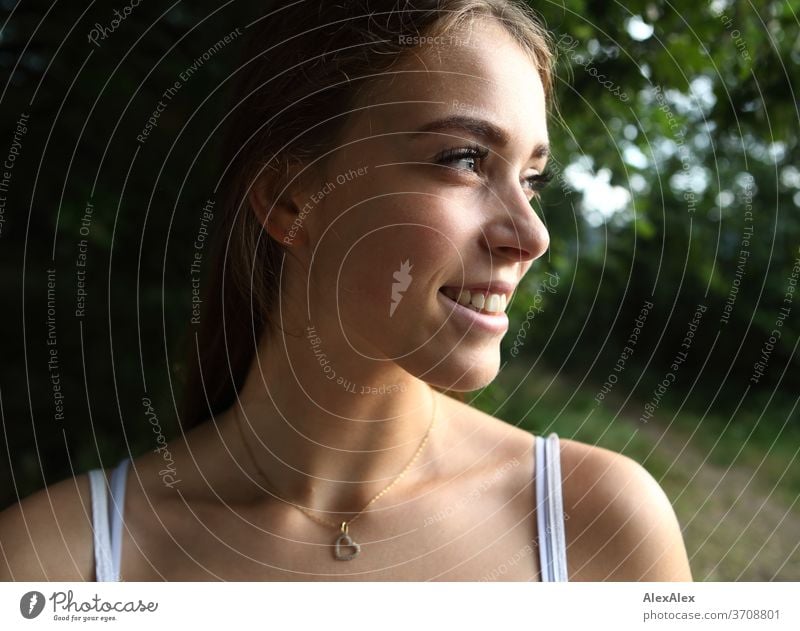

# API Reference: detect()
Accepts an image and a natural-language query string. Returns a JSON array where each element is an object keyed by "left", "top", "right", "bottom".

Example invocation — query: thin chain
[{"left": 233, "top": 390, "right": 437, "bottom": 532}]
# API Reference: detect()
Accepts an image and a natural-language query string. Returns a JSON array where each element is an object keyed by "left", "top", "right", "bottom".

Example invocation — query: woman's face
[{"left": 294, "top": 18, "right": 550, "bottom": 391}]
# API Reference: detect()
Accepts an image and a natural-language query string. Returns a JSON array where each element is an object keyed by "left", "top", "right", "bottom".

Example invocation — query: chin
[
  {"left": 440, "top": 362, "right": 501, "bottom": 392},
  {"left": 399, "top": 344, "right": 502, "bottom": 393}
]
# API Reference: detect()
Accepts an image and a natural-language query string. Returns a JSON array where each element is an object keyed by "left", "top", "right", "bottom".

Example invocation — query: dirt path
[{"left": 632, "top": 418, "right": 800, "bottom": 581}]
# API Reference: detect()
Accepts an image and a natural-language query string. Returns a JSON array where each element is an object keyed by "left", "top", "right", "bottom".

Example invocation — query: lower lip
[{"left": 437, "top": 289, "right": 509, "bottom": 334}]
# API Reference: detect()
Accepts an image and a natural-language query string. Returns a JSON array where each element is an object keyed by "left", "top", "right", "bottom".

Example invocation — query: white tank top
[{"left": 88, "top": 433, "right": 568, "bottom": 581}]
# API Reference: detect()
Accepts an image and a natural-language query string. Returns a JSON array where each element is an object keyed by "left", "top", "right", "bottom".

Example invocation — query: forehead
[{"left": 349, "top": 17, "right": 547, "bottom": 144}]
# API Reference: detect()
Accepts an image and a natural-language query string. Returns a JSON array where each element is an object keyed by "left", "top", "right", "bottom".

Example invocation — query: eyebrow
[{"left": 408, "top": 115, "right": 550, "bottom": 160}]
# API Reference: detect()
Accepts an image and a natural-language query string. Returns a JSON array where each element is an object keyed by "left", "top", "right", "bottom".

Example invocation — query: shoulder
[
  {"left": 558, "top": 438, "right": 693, "bottom": 581},
  {"left": 0, "top": 469, "right": 101, "bottom": 581}
]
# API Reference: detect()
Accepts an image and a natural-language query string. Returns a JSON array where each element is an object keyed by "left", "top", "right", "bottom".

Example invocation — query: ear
[{"left": 247, "top": 161, "right": 311, "bottom": 248}]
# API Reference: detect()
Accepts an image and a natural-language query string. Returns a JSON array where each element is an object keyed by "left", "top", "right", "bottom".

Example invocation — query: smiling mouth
[{"left": 438, "top": 287, "right": 508, "bottom": 315}]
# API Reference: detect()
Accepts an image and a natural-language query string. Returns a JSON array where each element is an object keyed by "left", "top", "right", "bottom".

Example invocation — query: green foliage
[{"left": 507, "top": 0, "right": 800, "bottom": 420}]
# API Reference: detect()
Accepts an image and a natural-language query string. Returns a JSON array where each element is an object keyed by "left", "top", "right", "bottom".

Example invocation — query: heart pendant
[{"left": 334, "top": 532, "right": 361, "bottom": 561}]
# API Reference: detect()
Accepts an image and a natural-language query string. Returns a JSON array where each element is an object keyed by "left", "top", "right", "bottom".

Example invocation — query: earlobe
[{"left": 247, "top": 164, "right": 309, "bottom": 247}]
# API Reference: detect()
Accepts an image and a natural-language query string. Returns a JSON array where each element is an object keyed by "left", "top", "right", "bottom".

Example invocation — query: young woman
[{"left": 1, "top": 0, "right": 692, "bottom": 581}]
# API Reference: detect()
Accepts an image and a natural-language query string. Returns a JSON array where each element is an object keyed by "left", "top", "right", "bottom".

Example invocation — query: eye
[
  {"left": 434, "top": 143, "right": 489, "bottom": 174},
  {"left": 434, "top": 144, "right": 553, "bottom": 198},
  {"left": 522, "top": 170, "right": 553, "bottom": 197}
]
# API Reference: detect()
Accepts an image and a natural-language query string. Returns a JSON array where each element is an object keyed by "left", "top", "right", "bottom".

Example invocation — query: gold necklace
[{"left": 232, "top": 390, "right": 437, "bottom": 561}]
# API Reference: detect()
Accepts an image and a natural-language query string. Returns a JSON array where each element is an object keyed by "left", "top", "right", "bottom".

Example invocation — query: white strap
[
  {"left": 545, "top": 433, "right": 568, "bottom": 581},
  {"left": 535, "top": 433, "right": 569, "bottom": 581},
  {"left": 88, "top": 469, "right": 115, "bottom": 582},
  {"left": 109, "top": 458, "right": 129, "bottom": 580},
  {"left": 535, "top": 435, "right": 553, "bottom": 580}
]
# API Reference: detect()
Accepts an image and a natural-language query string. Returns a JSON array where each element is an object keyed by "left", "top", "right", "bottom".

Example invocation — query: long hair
[{"left": 179, "top": 0, "right": 555, "bottom": 430}]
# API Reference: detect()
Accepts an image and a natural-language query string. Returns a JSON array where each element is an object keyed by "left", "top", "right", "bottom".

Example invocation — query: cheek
[
  {"left": 333, "top": 224, "right": 446, "bottom": 312},
  {"left": 309, "top": 171, "right": 472, "bottom": 313},
  {"left": 339, "top": 196, "right": 465, "bottom": 286},
  {"left": 318, "top": 224, "right": 453, "bottom": 336}
]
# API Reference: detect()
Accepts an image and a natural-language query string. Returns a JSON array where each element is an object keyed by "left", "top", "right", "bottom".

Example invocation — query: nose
[{"left": 482, "top": 186, "right": 550, "bottom": 264}]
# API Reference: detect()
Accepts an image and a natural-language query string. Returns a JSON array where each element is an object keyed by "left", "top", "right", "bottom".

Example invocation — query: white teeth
[
  {"left": 441, "top": 287, "right": 507, "bottom": 313},
  {"left": 442, "top": 287, "right": 459, "bottom": 301},
  {"left": 472, "top": 292, "right": 505, "bottom": 313}
]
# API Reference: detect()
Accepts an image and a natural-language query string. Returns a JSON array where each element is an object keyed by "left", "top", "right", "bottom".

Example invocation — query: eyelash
[{"left": 434, "top": 143, "right": 553, "bottom": 195}]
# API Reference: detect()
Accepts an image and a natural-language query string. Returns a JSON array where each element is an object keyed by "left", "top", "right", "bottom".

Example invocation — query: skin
[{"left": 0, "top": 17, "right": 693, "bottom": 581}]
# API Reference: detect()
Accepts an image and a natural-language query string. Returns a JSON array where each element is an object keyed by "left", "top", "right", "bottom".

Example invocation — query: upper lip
[{"left": 439, "top": 281, "right": 517, "bottom": 301}]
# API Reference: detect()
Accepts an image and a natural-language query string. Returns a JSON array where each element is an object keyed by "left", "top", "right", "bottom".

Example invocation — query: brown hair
[{"left": 179, "top": 0, "right": 555, "bottom": 429}]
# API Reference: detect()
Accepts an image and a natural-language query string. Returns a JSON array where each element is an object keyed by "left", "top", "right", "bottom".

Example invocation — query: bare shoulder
[
  {"left": 558, "top": 437, "right": 693, "bottom": 581},
  {"left": 0, "top": 470, "right": 99, "bottom": 581}
]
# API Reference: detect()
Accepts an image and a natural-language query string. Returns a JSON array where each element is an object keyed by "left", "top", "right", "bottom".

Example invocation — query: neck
[{"left": 227, "top": 321, "right": 448, "bottom": 520}]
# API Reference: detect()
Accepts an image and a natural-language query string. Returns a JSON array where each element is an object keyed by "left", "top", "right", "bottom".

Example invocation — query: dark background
[{"left": 1, "top": 1, "right": 798, "bottom": 579}]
